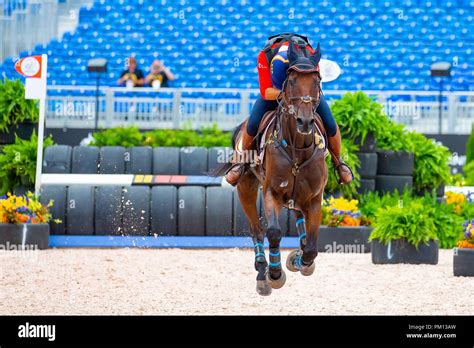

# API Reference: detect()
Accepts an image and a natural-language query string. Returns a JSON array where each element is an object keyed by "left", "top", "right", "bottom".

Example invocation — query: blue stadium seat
[{"left": 1, "top": 0, "right": 472, "bottom": 92}]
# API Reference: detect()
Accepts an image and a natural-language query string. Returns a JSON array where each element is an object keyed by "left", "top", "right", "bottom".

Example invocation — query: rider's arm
[{"left": 257, "top": 50, "right": 275, "bottom": 100}]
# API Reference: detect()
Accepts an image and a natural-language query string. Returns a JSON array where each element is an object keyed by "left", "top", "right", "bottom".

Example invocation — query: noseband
[{"left": 277, "top": 75, "right": 322, "bottom": 119}]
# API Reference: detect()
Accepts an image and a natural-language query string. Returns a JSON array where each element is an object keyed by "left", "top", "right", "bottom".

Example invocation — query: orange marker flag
[{"left": 14, "top": 55, "right": 42, "bottom": 78}]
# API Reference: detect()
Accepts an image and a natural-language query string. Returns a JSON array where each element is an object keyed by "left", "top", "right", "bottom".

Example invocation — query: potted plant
[
  {"left": 0, "top": 192, "right": 57, "bottom": 250},
  {"left": 404, "top": 132, "right": 450, "bottom": 197},
  {"left": 331, "top": 91, "right": 383, "bottom": 153},
  {"left": 0, "top": 132, "right": 54, "bottom": 194},
  {"left": 369, "top": 200, "right": 439, "bottom": 264},
  {"left": 453, "top": 219, "right": 474, "bottom": 277},
  {"left": 319, "top": 196, "right": 373, "bottom": 253},
  {"left": 0, "top": 78, "right": 39, "bottom": 144}
]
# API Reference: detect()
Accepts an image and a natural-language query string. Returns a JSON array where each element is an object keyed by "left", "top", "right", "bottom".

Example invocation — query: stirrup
[
  {"left": 225, "top": 163, "right": 248, "bottom": 186},
  {"left": 333, "top": 162, "right": 354, "bottom": 185}
]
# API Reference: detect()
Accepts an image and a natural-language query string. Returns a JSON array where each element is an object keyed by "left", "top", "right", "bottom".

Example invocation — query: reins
[{"left": 267, "top": 75, "right": 325, "bottom": 209}]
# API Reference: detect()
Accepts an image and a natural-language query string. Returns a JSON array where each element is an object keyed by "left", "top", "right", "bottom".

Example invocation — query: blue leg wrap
[
  {"left": 268, "top": 249, "right": 281, "bottom": 268},
  {"left": 254, "top": 242, "right": 265, "bottom": 262},
  {"left": 296, "top": 218, "right": 307, "bottom": 245}
]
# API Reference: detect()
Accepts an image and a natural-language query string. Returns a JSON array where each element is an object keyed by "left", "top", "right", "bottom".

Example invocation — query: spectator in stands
[
  {"left": 117, "top": 56, "right": 145, "bottom": 87},
  {"left": 145, "top": 59, "right": 174, "bottom": 88}
]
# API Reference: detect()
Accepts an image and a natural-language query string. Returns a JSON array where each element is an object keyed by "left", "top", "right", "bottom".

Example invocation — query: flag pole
[{"left": 34, "top": 54, "right": 48, "bottom": 196}]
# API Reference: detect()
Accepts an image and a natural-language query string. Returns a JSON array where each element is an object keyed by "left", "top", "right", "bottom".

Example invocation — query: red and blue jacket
[{"left": 257, "top": 41, "right": 319, "bottom": 99}]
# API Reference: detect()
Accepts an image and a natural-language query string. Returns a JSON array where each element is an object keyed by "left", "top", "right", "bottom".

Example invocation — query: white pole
[{"left": 34, "top": 54, "right": 47, "bottom": 196}]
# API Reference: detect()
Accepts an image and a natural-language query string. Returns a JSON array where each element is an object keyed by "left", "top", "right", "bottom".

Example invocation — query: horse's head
[{"left": 282, "top": 41, "right": 322, "bottom": 135}]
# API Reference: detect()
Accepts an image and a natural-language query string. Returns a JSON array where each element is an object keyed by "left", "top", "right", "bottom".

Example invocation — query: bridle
[
  {"left": 266, "top": 69, "right": 326, "bottom": 209},
  {"left": 277, "top": 70, "right": 322, "bottom": 120}
]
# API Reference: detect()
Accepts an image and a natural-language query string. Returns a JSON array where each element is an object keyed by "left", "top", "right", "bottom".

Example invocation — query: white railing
[{"left": 45, "top": 86, "right": 474, "bottom": 134}]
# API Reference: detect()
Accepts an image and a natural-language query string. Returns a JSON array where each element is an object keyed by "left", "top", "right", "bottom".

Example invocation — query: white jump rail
[{"left": 41, "top": 174, "right": 135, "bottom": 186}]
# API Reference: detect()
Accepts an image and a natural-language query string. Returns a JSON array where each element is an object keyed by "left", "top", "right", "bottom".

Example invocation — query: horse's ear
[
  {"left": 309, "top": 42, "right": 321, "bottom": 66},
  {"left": 287, "top": 40, "right": 300, "bottom": 65}
]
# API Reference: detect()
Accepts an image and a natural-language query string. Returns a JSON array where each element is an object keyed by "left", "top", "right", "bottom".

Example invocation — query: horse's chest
[{"left": 268, "top": 173, "right": 320, "bottom": 206}]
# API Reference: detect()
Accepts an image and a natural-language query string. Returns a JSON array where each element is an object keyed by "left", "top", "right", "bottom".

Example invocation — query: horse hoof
[
  {"left": 300, "top": 261, "right": 315, "bottom": 276},
  {"left": 256, "top": 280, "right": 272, "bottom": 296},
  {"left": 286, "top": 249, "right": 301, "bottom": 272},
  {"left": 266, "top": 269, "right": 286, "bottom": 289}
]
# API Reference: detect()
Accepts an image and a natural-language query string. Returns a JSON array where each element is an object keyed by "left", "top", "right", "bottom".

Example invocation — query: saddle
[{"left": 234, "top": 110, "right": 328, "bottom": 168}]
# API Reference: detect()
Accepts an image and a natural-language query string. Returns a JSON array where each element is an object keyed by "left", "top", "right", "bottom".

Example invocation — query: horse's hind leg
[
  {"left": 262, "top": 186, "right": 286, "bottom": 289},
  {"left": 237, "top": 173, "right": 271, "bottom": 296}
]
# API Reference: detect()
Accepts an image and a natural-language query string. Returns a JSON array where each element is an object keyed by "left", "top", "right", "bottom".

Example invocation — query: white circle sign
[
  {"left": 319, "top": 58, "right": 341, "bottom": 83},
  {"left": 20, "top": 57, "right": 41, "bottom": 77}
]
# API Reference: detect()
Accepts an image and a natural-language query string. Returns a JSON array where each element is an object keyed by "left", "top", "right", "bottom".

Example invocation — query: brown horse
[{"left": 215, "top": 42, "right": 327, "bottom": 296}]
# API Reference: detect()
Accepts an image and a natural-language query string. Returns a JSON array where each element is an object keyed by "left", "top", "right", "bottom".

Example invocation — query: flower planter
[
  {"left": 0, "top": 223, "right": 49, "bottom": 250},
  {"left": 0, "top": 122, "right": 38, "bottom": 145},
  {"left": 453, "top": 248, "right": 474, "bottom": 277},
  {"left": 318, "top": 226, "right": 373, "bottom": 253},
  {"left": 371, "top": 238, "right": 438, "bottom": 265},
  {"left": 376, "top": 150, "right": 414, "bottom": 176},
  {"left": 354, "top": 132, "right": 376, "bottom": 153}
]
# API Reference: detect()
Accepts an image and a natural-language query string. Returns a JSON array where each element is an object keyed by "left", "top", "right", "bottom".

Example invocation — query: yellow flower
[
  {"left": 446, "top": 192, "right": 466, "bottom": 205},
  {"left": 327, "top": 197, "right": 359, "bottom": 212}
]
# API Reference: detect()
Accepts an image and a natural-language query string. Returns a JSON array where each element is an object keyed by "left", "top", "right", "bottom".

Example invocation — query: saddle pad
[{"left": 258, "top": 115, "right": 276, "bottom": 164}]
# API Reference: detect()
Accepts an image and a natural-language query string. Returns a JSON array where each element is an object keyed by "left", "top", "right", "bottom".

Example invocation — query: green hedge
[{"left": 90, "top": 124, "right": 232, "bottom": 148}]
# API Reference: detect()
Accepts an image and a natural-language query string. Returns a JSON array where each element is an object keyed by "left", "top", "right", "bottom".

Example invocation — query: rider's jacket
[{"left": 257, "top": 36, "right": 319, "bottom": 99}]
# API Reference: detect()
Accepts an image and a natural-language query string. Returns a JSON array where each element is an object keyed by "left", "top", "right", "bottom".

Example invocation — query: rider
[{"left": 225, "top": 33, "right": 353, "bottom": 186}]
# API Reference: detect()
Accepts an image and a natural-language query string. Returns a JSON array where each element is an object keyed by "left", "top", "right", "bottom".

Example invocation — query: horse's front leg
[
  {"left": 262, "top": 186, "right": 286, "bottom": 289},
  {"left": 287, "top": 194, "right": 322, "bottom": 276},
  {"left": 237, "top": 174, "right": 271, "bottom": 296}
]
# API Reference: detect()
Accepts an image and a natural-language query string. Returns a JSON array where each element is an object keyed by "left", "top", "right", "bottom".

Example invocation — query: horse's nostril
[
  {"left": 310, "top": 119, "right": 315, "bottom": 125},
  {"left": 296, "top": 117, "right": 304, "bottom": 126}
]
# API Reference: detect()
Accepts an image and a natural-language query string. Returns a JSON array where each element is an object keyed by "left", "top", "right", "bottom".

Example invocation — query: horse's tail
[{"left": 209, "top": 121, "right": 244, "bottom": 177}]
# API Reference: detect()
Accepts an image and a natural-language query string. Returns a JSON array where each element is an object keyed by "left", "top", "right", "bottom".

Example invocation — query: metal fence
[{"left": 45, "top": 86, "right": 474, "bottom": 134}]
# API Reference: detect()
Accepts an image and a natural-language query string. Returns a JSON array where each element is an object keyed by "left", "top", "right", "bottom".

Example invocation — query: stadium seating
[{"left": 1, "top": 0, "right": 473, "bottom": 91}]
